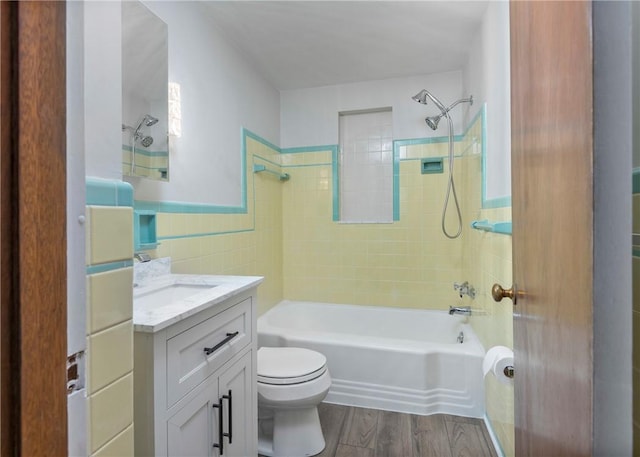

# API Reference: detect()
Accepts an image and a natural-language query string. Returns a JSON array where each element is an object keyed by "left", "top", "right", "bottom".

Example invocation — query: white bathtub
[{"left": 258, "top": 300, "right": 485, "bottom": 418}]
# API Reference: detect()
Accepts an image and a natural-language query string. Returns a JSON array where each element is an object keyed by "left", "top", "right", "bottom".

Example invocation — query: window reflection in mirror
[{"left": 122, "top": 1, "right": 169, "bottom": 181}]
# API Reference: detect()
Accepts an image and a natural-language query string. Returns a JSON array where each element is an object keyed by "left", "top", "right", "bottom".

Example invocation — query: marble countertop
[{"left": 133, "top": 274, "right": 263, "bottom": 333}]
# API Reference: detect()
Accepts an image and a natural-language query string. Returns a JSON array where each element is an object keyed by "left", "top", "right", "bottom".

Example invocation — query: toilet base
[{"left": 258, "top": 407, "right": 325, "bottom": 457}]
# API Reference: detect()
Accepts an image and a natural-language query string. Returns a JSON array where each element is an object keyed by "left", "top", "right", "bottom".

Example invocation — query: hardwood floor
[{"left": 316, "top": 403, "right": 497, "bottom": 457}]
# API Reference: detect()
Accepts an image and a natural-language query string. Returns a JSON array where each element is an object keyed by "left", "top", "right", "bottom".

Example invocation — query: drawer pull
[{"left": 204, "top": 331, "right": 239, "bottom": 356}]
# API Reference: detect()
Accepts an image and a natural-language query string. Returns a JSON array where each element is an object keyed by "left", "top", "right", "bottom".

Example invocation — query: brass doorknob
[{"left": 492, "top": 283, "right": 516, "bottom": 304}]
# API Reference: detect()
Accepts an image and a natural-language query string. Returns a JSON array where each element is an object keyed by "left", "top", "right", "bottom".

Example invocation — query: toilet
[{"left": 257, "top": 347, "right": 332, "bottom": 457}]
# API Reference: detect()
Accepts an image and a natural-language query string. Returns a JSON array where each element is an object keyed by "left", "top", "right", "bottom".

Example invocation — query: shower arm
[
  {"left": 444, "top": 96, "right": 473, "bottom": 113},
  {"left": 436, "top": 96, "right": 474, "bottom": 118}
]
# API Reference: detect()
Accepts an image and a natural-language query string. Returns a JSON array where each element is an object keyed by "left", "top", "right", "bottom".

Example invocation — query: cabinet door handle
[
  {"left": 204, "top": 331, "right": 239, "bottom": 356},
  {"left": 222, "top": 390, "right": 232, "bottom": 444},
  {"left": 212, "top": 398, "right": 224, "bottom": 455}
]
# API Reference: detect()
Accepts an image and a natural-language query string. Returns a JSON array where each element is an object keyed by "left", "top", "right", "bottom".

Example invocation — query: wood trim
[
  {"left": 1, "top": 2, "right": 67, "bottom": 455},
  {"left": 0, "top": 2, "right": 18, "bottom": 455}
]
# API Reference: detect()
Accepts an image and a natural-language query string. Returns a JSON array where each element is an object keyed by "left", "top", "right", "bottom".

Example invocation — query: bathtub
[{"left": 258, "top": 300, "right": 485, "bottom": 418}]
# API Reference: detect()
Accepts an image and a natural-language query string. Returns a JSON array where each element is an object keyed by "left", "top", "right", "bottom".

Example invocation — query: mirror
[{"left": 121, "top": 1, "right": 169, "bottom": 181}]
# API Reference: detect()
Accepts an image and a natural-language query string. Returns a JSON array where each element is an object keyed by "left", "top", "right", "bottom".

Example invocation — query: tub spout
[{"left": 449, "top": 306, "right": 471, "bottom": 316}]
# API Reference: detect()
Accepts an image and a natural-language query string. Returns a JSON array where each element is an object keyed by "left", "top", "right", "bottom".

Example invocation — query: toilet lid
[{"left": 257, "top": 347, "right": 327, "bottom": 385}]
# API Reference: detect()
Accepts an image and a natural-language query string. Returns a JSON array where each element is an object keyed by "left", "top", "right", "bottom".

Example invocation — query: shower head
[
  {"left": 412, "top": 88, "right": 447, "bottom": 113},
  {"left": 413, "top": 90, "right": 474, "bottom": 130},
  {"left": 139, "top": 135, "right": 154, "bottom": 148},
  {"left": 142, "top": 114, "right": 158, "bottom": 127},
  {"left": 135, "top": 114, "right": 158, "bottom": 131},
  {"left": 412, "top": 89, "right": 429, "bottom": 105},
  {"left": 425, "top": 115, "right": 442, "bottom": 131}
]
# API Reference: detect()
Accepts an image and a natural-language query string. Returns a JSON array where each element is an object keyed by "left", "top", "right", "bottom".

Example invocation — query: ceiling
[{"left": 203, "top": 1, "right": 489, "bottom": 90}]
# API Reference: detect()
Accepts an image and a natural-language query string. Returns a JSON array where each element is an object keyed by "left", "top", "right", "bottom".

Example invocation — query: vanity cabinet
[{"left": 134, "top": 287, "right": 258, "bottom": 456}]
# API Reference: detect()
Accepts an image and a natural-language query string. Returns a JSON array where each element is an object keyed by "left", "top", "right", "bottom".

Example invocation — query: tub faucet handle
[{"left": 453, "top": 281, "right": 475, "bottom": 299}]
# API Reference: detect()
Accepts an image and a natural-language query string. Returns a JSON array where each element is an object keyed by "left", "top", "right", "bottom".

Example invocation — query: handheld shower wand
[{"left": 412, "top": 90, "right": 473, "bottom": 239}]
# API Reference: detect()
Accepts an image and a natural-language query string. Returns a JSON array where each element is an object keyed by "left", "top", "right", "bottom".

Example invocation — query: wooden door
[
  {"left": 0, "top": 2, "right": 67, "bottom": 455},
  {"left": 510, "top": 1, "right": 593, "bottom": 455}
]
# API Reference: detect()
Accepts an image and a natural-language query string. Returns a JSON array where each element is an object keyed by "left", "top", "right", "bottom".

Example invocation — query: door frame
[{"left": 0, "top": 2, "right": 68, "bottom": 455}]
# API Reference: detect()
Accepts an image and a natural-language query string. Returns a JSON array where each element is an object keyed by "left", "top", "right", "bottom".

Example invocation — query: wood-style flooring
[{"left": 316, "top": 403, "right": 498, "bottom": 457}]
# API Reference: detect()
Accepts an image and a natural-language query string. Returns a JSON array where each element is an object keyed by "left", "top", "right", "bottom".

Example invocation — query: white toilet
[{"left": 257, "top": 347, "right": 331, "bottom": 457}]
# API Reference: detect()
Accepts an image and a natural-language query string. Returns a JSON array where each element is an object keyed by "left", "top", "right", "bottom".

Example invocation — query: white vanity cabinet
[
  {"left": 133, "top": 280, "right": 260, "bottom": 457},
  {"left": 166, "top": 351, "right": 252, "bottom": 457}
]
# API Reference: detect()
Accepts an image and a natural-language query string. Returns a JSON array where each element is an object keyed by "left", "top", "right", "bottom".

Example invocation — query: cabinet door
[
  {"left": 167, "top": 377, "right": 219, "bottom": 457},
  {"left": 218, "top": 351, "right": 255, "bottom": 457}
]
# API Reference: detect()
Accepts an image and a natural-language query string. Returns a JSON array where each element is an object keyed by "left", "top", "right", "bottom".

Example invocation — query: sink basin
[
  {"left": 133, "top": 273, "right": 264, "bottom": 333},
  {"left": 134, "top": 281, "right": 217, "bottom": 311}
]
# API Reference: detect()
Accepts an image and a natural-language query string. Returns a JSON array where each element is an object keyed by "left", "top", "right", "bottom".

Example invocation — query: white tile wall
[{"left": 339, "top": 109, "right": 393, "bottom": 222}]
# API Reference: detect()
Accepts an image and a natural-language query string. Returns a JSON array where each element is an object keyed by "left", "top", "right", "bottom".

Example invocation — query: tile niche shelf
[{"left": 134, "top": 210, "right": 159, "bottom": 251}]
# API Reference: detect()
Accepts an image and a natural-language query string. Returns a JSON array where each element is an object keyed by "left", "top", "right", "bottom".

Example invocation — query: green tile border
[
  {"left": 129, "top": 110, "right": 512, "bottom": 230},
  {"left": 633, "top": 168, "right": 640, "bottom": 194},
  {"left": 133, "top": 127, "right": 273, "bottom": 214},
  {"left": 332, "top": 148, "right": 340, "bottom": 221},
  {"left": 135, "top": 128, "right": 284, "bottom": 240},
  {"left": 392, "top": 135, "right": 464, "bottom": 221},
  {"left": 158, "top": 228, "right": 254, "bottom": 241},
  {"left": 244, "top": 128, "right": 280, "bottom": 153},
  {"left": 121, "top": 145, "right": 169, "bottom": 157},
  {"left": 134, "top": 199, "right": 248, "bottom": 214},
  {"left": 281, "top": 145, "right": 338, "bottom": 154},
  {"left": 393, "top": 143, "right": 400, "bottom": 221},
  {"left": 86, "top": 178, "right": 134, "bottom": 207},
  {"left": 393, "top": 135, "right": 465, "bottom": 148},
  {"left": 86, "top": 260, "right": 134, "bottom": 275}
]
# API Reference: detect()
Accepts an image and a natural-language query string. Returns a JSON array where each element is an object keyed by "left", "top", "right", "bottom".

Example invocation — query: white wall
[
  {"left": 280, "top": 71, "right": 467, "bottom": 148},
  {"left": 66, "top": 2, "right": 88, "bottom": 455},
  {"left": 463, "top": 1, "right": 511, "bottom": 203},
  {"left": 127, "top": 1, "right": 280, "bottom": 206},
  {"left": 593, "top": 2, "right": 633, "bottom": 453}
]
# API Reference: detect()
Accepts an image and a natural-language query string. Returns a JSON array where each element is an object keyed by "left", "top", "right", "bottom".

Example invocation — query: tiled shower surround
[{"left": 134, "top": 111, "right": 514, "bottom": 455}]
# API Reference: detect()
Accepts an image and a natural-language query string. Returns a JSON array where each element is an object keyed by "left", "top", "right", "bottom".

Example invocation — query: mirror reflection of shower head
[
  {"left": 135, "top": 114, "right": 159, "bottom": 132},
  {"left": 139, "top": 136, "right": 153, "bottom": 147}
]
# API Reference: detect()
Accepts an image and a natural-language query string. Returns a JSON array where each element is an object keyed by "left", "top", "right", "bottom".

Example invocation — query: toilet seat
[{"left": 258, "top": 347, "right": 327, "bottom": 385}]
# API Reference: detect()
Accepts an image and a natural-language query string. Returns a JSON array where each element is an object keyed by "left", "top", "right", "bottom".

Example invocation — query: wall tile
[
  {"left": 87, "top": 267, "right": 133, "bottom": 333},
  {"left": 633, "top": 194, "right": 640, "bottom": 233},
  {"left": 89, "top": 373, "right": 133, "bottom": 453},
  {"left": 88, "top": 320, "right": 133, "bottom": 393},
  {"left": 87, "top": 206, "right": 133, "bottom": 265},
  {"left": 92, "top": 424, "right": 134, "bottom": 457}
]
